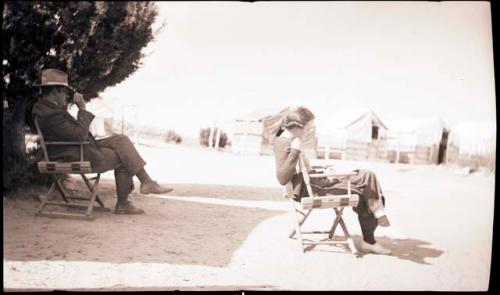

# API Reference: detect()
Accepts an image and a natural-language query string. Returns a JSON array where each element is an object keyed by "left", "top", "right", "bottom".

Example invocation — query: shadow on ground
[
  {"left": 302, "top": 234, "right": 443, "bottom": 265},
  {"left": 3, "top": 179, "right": 283, "bottom": 267}
]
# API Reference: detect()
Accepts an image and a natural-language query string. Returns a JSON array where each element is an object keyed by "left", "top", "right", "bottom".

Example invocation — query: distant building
[
  {"left": 446, "top": 122, "right": 496, "bottom": 171},
  {"left": 386, "top": 117, "right": 449, "bottom": 165},
  {"left": 316, "top": 108, "right": 388, "bottom": 161}
]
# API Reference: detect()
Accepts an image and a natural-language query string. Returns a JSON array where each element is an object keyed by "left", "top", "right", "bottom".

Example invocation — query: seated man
[{"left": 32, "top": 68, "right": 173, "bottom": 214}]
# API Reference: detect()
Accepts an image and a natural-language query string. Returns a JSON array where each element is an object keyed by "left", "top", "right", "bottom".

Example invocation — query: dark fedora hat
[{"left": 33, "top": 68, "right": 75, "bottom": 92}]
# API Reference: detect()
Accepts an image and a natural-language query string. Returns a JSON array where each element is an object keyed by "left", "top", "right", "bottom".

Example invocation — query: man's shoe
[
  {"left": 115, "top": 201, "right": 145, "bottom": 214},
  {"left": 140, "top": 181, "right": 173, "bottom": 195},
  {"left": 359, "top": 241, "right": 392, "bottom": 255}
]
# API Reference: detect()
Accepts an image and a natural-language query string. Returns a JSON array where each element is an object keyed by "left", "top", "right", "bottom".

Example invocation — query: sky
[{"left": 101, "top": 1, "right": 496, "bottom": 137}]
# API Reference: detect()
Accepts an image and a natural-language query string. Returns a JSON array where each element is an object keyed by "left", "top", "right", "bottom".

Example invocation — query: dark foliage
[{"left": 165, "top": 130, "right": 182, "bottom": 144}]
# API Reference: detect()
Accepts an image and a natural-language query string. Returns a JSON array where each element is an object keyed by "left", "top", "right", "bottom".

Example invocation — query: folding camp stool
[
  {"left": 34, "top": 117, "right": 110, "bottom": 220},
  {"left": 284, "top": 154, "right": 360, "bottom": 255}
]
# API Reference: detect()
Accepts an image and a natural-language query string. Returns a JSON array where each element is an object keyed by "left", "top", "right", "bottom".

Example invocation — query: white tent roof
[
  {"left": 386, "top": 116, "right": 446, "bottom": 146},
  {"left": 317, "top": 108, "right": 388, "bottom": 134},
  {"left": 387, "top": 116, "right": 446, "bottom": 133},
  {"left": 450, "top": 121, "right": 496, "bottom": 154}
]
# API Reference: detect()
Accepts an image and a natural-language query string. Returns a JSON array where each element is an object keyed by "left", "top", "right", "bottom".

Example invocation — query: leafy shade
[{"left": 3, "top": 1, "right": 159, "bottom": 100}]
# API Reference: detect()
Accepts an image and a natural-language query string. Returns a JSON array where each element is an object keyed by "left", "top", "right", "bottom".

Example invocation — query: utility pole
[
  {"left": 215, "top": 126, "right": 221, "bottom": 149},
  {"left": 121, "top": 104, "right": 125, "bottom": 135}
]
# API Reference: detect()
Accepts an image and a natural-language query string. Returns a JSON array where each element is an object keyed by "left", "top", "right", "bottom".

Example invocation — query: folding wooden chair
[
  {"left": 34, "top": 117, "right": 110, "bottom": 220},
  {"left": 284, "top": 154, "right": 360, "bottom": 255}
]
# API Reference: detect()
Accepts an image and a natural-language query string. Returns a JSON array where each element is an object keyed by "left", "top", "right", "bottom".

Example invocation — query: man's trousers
[{"left": 92, "top": 134, "right": 147, "bottom": 202}]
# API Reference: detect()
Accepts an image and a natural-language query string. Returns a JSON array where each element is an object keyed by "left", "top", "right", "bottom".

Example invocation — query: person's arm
[
  {"left": 43, "top": 93, "right": 95, "bottom": 142},
  {"left": 274, "top": 138, "right": 301, "bottom": 185},
  {"left": 42, "top": 110, "right": 94, "bottom": 142}
]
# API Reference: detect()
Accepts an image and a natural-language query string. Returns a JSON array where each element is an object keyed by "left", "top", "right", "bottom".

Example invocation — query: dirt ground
[
  {"left": 3, "top": 180, "right": 281, "bottom": 267},
  {"left": 3, "top": 143, "right": 495, "bottom": 291}
]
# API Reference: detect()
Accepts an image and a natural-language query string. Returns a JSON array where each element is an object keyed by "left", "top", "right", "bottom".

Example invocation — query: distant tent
[
  {"left": 385, "top": 116, "right": 448, "bottom": 164},
  {"left": 317, "top": 108, "right": 388, "bottom": 142},
  {"left": 449, "top": 122, "right": 496, "bottom": 155},
  {"left": 316, "top": 108, "right": 388, "bottom": 160},
  {"left": 387, "top": 117, "right": 446, "bottom": 145},
  {"left": 446, "top": 122, "right": 496, "bottom": 171}
]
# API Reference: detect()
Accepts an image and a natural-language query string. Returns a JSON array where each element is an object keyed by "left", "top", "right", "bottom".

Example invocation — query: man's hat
[{"left": 33, "top": 68, "right": 75, "bottom": 92}]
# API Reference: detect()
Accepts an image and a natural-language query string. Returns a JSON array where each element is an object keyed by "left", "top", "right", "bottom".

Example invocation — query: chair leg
[
  {"left": 36, "top": 173, "right": 106, "bottom": 220},
  {"left": 289, "top": 200, "right": 306, "bottom": 253},
  {"left": 36, "top": 179, "right": 57, "bottom": 214},
  {"left": 328, "top": 207, "right": 345, "bottom": 239},
  {"left": 85, "top": 174, "right": 101, "bottom": 217},
  {"left": 53, "top": 174, "right": 70, "bottom": 203},
  {"left": 335, "top": 208, "right": 358, "bottom": 256},
  {"left": 289, "top": 208, "right": 311, "bottom": 238},
  {"left": 81, "top": 174, "right": 105, "bottom": 208}
]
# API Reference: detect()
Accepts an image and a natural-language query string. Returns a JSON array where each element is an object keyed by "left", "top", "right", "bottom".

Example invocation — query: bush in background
[
  {"left": 199, "top": 128, "right": 228, "bottom": 148},
  {"left": 165, "top": 130, "right": 182, "bottom": 144}
]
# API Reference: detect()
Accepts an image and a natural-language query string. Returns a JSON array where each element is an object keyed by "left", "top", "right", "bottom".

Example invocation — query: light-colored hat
[{"left": 33, "top": 68, "right": 75, "bottom": 92}]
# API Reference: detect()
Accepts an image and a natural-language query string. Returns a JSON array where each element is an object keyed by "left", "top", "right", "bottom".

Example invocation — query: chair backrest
[
  {"left": 298, "top": 154, "right": 315, "bottom": 198},
  {"left": 283, "top": 153, "right": 316, "bottom": 199},
  {"left": 34, "top": 116, "right": 50, "bottom": 161},
  {"left": 33, "top": 116, "right": 92, "bottom": 174}
]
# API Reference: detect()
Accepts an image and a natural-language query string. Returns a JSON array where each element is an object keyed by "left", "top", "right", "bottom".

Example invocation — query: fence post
[
  {"left": 208, "top": 125, "right": 215, "bottom": 149},
  {"left": 215, "top": 126, "right": 221, "bottom": 149}
]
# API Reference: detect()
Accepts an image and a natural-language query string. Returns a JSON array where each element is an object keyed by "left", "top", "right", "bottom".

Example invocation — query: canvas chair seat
[
  {"left": 33, "top": 117, "right": 109, "bottom": 220},
  {"left": 37, "top": 161, "right": 92, "bottom": 174},
  {"left": 285, "top": 154, "right": 360, "bottom": 255}
]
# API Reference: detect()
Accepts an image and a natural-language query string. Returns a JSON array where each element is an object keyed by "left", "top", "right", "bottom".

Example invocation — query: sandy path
[{"left": 147, "top": 195, "right": 290, "bottom": 211}]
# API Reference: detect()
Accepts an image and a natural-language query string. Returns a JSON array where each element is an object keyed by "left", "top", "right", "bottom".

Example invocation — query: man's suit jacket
[{"left": 36, "top": 107, "right": 104, "bottom": 164}]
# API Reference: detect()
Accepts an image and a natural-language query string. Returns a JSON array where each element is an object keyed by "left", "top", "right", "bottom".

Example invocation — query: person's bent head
[{"left": 279, "top": 106, "right": 315, "bottom": 139}]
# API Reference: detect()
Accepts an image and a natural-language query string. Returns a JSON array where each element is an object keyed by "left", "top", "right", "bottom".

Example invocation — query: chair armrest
[{"left": 45, "top": 141, "right": 90, "bottom": 145}]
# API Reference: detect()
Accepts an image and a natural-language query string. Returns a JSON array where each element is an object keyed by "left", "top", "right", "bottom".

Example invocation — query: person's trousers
[
  {"left": 311, "top": 169, "right": 386, "bottom": 243},
  {"left": 92, "top": 134, "right": 147, "bottom": 203}
]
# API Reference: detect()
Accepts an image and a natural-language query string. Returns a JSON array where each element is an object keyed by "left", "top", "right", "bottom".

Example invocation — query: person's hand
[
  {"left": 74, "top": 92, "right": 86, "bottom": 110},
  {"left": 290, "top": 138, "right": 301, "bottom": 151}
]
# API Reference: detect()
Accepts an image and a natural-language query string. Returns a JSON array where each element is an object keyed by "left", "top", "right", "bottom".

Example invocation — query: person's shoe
[
  {"left": 359, "top": 241, "right": 392, "bottom": 255},
  {"left": 140, "top": 180, "right": 173, "bottom": 195},
  {"left": 114, "top": 201, "right": 145, "bottom": 214}
]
